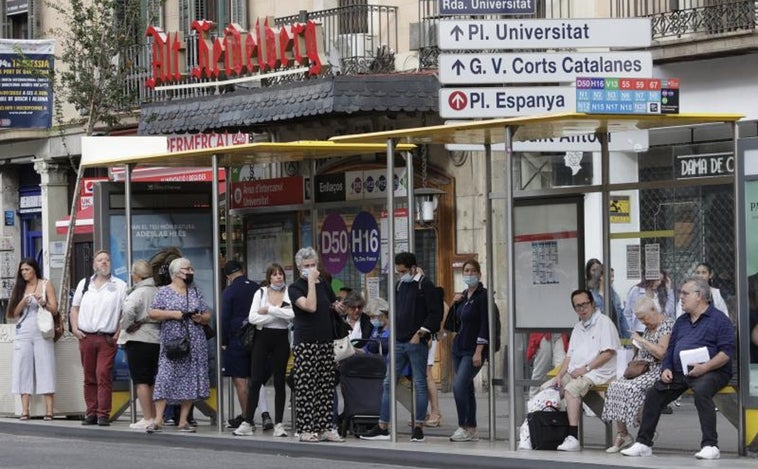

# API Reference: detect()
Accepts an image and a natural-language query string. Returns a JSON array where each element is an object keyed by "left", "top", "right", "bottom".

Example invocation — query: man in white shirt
[
  {"left": 70, "top": 250, "right": 127, "bottom": 426},
  {"left": 540, "top": 289, "right": 620, "bottom": 451}
]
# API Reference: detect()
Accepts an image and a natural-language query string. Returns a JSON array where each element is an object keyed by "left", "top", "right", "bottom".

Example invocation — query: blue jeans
[
  {"left": 452, "top": 345, "right": 482, "bottom": 428},
  {"left": 379, "top": 341, "right": 428, "bottom": 424}
]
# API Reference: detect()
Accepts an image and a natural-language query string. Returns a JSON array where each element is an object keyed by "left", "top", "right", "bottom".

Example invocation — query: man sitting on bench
[
  {"left": 539, "top": 289, "right": 620, "bottom": 452},
  {"left": 622, "top": 277, "right": 735, "bottom": 460}
]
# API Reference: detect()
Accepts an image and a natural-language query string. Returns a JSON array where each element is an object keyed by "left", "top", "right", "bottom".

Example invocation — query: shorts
[
  {"left": 560, "top": 374, "right": 594, "bottom": 399},
  {"left": 222, "top": 337, "right": 251, "bottom": 378},
  {"left": 124, "top": 341, "right": 160, "bottom": 385},
  {"left": 427, "top": 339, "right": 438, "bottom": 366}
]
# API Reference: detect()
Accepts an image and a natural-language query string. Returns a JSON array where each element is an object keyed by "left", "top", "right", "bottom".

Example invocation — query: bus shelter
[
  {"left": 329, "top": 112, "right": 755, "bottom": 454},
  {"left": 78, "top": 140, "right": 417, "bottom": 432}
]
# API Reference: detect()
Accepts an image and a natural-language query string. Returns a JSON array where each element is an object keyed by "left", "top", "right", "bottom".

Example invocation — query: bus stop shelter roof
[
  {"left": 79, "top": 140, "right": 417, "bottom": 169},
  {"left": 328, "top": 112, "right": 744, "bottom": 145}
]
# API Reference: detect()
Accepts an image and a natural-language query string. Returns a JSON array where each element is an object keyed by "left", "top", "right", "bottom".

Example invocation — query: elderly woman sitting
[{"left": 601, "top": 296, "right": 673, "bottom": 452}]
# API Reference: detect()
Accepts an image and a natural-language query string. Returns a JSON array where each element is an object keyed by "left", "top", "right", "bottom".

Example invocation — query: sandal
[
  {"left": 44, "top": 415, "right": 53, "bottom": 421},
  {"left": 425, "top": 413, "right": 442, "bottom": 427},
  {"left": 19, "top": 414, "right": 29, "bottom": 421},
  {"left": 298, "top": 432, "right": 320, "bottom": 443}
]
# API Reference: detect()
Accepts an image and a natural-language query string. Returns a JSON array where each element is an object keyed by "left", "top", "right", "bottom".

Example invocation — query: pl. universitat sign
[{"left": 145, "top": 16, "right": 326, "bottom": 89}]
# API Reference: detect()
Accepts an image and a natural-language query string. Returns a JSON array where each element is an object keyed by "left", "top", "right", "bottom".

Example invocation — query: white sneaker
[
  {"left": 449, "top": 427, "right": 467, "bottom": 441},
  {"left": 606, "top": 433, "right": 634, "bottom": 453},
  {"left": 621, "top": 442, "right": 653, "bottom": 457},
  {"left": 232, "top": 421, "right": 254, "bottom": 436},
  {"left": 129, "top": 418, "right": 151, "bottom": 430},
  {"left": 557, "top": 435, "right": 581, "bottom": 452},
  {"left": 273, "top": 423, "right": 288, "bottom": 437},
  {"left": 695, "top": 446, "right": 720, "bottom": 460}
]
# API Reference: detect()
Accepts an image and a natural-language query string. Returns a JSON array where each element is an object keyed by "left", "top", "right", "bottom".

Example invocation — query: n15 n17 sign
[{"left": 0, "top": 39, "right": 54, "bottom": 129}]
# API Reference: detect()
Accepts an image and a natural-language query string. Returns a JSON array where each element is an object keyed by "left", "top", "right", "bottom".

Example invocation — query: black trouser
[
  {"left": 244, "top": 328, "right": 290, "bottom": 424},
  {"left": 636, "top": 370, "right": 730, "bottom": 448}
]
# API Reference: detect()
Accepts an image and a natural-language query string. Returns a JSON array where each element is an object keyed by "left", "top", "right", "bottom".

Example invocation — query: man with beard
[{"left": 70, "top": 250, "right": 127, "bottom": 426}]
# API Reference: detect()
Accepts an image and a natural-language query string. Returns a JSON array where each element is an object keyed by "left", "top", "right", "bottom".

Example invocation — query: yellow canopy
[
  {"left": 328, "top": 112, "right": 744, "bottom": 144},
  {"left": 80, "top": 140, "right": 417, "bottom": 168}
]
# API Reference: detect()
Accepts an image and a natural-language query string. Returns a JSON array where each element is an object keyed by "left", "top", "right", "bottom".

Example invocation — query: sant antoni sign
[{"left": 145, "top": 16, "right": 325, "bottom": 89}]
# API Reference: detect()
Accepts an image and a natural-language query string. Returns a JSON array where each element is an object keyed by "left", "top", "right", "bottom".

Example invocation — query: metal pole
[
  {"left": 484, "top": 143, "right": 496, "bottom": 441},
  {"left": 600, "top": 131, "right": 611, "bottom": 315},
  {"left": 504, "top": 127, "right": 517, "bottom": 450},
  {"left": 387, "top": 138, "right": 398, "bottom": 442},
  {"left": 732, "top": 121, "right": 745, "bottom": 456},
  {"left": 125, "top": 163, "right": 135, "bottom": 424},
  {"left": 224, "top": 167, "right": 235, "bottom": 422},
  {"left": 212, "top": 155, "right": 224, "bottom": 432}
]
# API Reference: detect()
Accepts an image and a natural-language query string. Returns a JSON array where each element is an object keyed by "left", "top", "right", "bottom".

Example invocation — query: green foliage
[{"left": 46, "top": 0, "right": 147, "bottom": 135}]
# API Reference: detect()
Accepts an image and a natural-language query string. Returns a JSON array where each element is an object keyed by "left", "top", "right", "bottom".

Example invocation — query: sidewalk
[{"left": 1, "top": 390, "right": 753, "bottom": 469}]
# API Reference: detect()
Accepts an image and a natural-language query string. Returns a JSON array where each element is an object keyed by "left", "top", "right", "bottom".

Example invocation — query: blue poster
[
  {"left": 0, "top": 39, "right": 54, "bottom": 129},
  {"left": 351, "top": 211, "right": 380, "bottom": 273}
]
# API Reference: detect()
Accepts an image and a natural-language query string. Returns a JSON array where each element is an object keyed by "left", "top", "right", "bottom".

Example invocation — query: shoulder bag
[
  {"left": 36, "top": 281, "right": 55, "bottom": 340},
  {"left": 164, "top": 319, "right": 190, "bottom": 360},
  {"left": 623, "top": 359, "right": 650, "bottom": 379},
  {"left": 331, "top": 308, "right": 354, "bottom": 362},
  {"left": 238, "top": 322, "right": 256, "bottom": 352}
]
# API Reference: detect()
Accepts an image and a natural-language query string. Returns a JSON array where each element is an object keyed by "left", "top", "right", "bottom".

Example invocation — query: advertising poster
[
  {"left": 109, "top": 212, "right": 214, "bottom": 307},
  {"left": 0, "top": 39, "right": 54, "bottom": 129},
  {"left": 746, "top": 180, "right": 758, "bottom": 276}
]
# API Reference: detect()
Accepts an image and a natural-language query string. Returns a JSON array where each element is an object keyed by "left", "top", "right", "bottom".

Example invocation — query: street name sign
[
  {"left": 575, "top": 77, "right": 680, "bottom": 114},
  {"left": 439, "top": 52, "right": 652, "bottom": 84},
  {"left": 439, "top": 0, "right": 536, "bottom": 16},
  {"left": 438, "top": 19, "right": 651, "bottom": 50},
  {"left": 439, "top": 87, "right": 575, "bottom": 118},
  {"left": 444, "top": 129, "right": 649, "bottom": 152}
]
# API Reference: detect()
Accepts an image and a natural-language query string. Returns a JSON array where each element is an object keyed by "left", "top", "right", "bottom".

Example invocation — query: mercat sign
[{"left": 145, "top": 17, "right": 325, "bottom": 89}]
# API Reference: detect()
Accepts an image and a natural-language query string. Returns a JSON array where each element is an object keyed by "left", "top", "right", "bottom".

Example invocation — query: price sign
[
  {"left": 320, "top": 213, "right": 348, "bottom": 274},
  {"left": 351, "top": 211, "right": 380, "bottom": 273}
]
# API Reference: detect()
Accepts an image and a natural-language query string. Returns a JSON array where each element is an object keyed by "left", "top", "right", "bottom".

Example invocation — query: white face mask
[
  {"left": 269, "top": 283, "right": 285, "bottom": 291},
  {"left": 301, "top": 267, "right": 315, "bottom": 279},
  {"left": 399, "top": 272, "right": 414, "bottom": 283},
  {"left": 462, "top": 275, "right": 479, "bottom": 287}
]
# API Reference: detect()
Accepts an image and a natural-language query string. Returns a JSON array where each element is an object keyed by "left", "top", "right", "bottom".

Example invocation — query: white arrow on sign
[
  {"left": 439, "top": 87, "right": 576, "bottom": 119},
  {"left": 438, "top": 18, "right": 651, "bottom": 50},
  {"left": 439, "top": 52, "right": 652, "bottom": 84}
]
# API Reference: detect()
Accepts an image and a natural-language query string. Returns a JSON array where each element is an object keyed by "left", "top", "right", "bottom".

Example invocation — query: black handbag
[
  {"left": 527, "top": 409, "right": 570, "bottom": 450},
  {"left": 164, "top": 319, "right": 190, "bottom": 360},
  {"left": 202, "top": 324, "right": 216, "bottom": 340},
  {"left": 238, "top": 322, "right": 256, "bottom": 352}
]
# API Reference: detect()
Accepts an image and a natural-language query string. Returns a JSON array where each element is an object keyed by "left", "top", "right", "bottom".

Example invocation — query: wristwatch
[{"left": 584, "top": 364, "right": 591, "bottom": 372}]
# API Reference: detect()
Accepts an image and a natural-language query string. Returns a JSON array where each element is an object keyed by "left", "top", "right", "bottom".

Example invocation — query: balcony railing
[
  {"left": 119, "top": 5, "right": 398, "bottom": 110},
  {"left": 609, "top": 0, "right": 756, "bottom": 39},
  {"left": 416, "top": 0, "right": 572, "bottom": 69}
]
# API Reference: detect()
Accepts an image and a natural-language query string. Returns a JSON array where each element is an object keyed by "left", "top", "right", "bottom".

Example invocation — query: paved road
[{"left": 0, "top": 432, "right": 407, "bottom": 469}]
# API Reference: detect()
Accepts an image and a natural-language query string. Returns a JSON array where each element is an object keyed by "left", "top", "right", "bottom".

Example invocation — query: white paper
[
  {"left": 679, "top": 346, "right": 710, "bottom": 375},
  {"left": 632, "top": 338, "right": 643, "bottom": 350}
]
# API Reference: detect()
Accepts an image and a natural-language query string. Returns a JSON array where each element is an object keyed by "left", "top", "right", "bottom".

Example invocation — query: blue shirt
[
  {"left": 662, "top": 303, "right": 734, "bottom": 375},
  {"left": 221, "top": 276, "right": 259, "bottom": 346}
]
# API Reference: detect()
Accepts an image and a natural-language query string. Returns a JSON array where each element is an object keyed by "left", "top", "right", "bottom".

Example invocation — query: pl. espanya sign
[{"left": 145, "top": 17, "right": 325, "bottom": 89}]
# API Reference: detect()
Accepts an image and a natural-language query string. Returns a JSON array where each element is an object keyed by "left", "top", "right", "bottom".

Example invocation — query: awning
[{"left": 55, "top": 205, "right": 94, "bottom": 235}]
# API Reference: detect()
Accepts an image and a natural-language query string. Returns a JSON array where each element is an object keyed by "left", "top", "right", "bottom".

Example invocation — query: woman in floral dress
[
  {"left": 146, "top": 257, "right": 211, "bottom": 433},
  {"left": 601, "top": 296, "right": 673, "bottom": 452}
]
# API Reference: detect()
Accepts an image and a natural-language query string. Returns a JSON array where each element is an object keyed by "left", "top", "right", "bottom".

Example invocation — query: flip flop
[
  {"left": 44, "top": 415, "right": 53, "bottom": 421},
  {"left": 19, "top": 414, "right": 29, "bottom": 421}
]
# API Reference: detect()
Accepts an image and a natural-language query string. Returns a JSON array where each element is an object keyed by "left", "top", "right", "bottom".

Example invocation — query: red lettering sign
[{"left": 146, "top": 18, "right": 324, "bottom": 88}]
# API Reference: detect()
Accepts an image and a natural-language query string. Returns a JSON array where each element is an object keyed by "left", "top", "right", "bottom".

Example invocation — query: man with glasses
[
  {"left": 622, "top": 277, "right": 734, "bottom": 460},
  {"left": 540, "top": 289, "right": 620, "bottom": 451}
]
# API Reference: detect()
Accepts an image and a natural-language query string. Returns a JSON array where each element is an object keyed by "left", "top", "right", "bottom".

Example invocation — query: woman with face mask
[
  {"left": 446, "top": 259, "right": 499, "bottom": 442},
  {"left": 288, "top": 247, "right": 346, "bottom": 443},
  {"left": 233, "top": 263, "right": 293, "bottom": 437},
  {"left": 146, "top": 257, "right": 212, "bottom": 433}
]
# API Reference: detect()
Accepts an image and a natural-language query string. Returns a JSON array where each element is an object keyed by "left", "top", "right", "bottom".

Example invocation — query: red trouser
[{"left": 78, "top": 334, "right": 117, "bottom": 418}]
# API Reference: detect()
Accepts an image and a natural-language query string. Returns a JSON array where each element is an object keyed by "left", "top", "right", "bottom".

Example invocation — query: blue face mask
[
  {"left": 462, "top": 275, "right": 479, "bottom": 288},
  {"left": 399, "top": 272, "right": 414, "bottom": 283},
  {"left": 370, "top": 319, "right": 383, "bottom": 328},
  {"left": 301, "top": 267, "right": 314, "bottom": 279},
  {"left": 269, "top": 283, "right": 285, "bottom": 291}
]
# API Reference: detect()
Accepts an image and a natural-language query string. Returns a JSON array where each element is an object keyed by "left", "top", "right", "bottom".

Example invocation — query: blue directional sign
[{"left": 439, "top": 0, "right": 536, "bottom": 16}]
